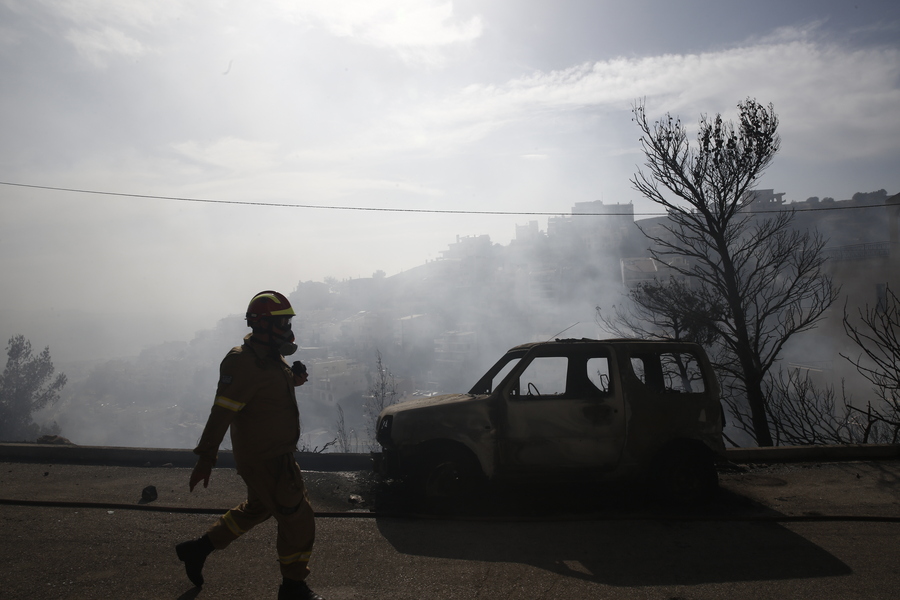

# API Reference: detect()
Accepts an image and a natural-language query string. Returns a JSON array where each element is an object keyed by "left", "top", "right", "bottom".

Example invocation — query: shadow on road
[
  {"left": 376, "top": 514, "right": 851, "bottom": 586},
  {"left": 373, "top": 482, "right": 852, "bottom": 586},
  {"left": 175, "top": 588, "right": 201, "bottom": 600}
]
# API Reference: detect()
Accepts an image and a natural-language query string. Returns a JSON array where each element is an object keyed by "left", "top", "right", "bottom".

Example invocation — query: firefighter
[{"left": 176, "top": 290, "right": 325, "bottom": 600}]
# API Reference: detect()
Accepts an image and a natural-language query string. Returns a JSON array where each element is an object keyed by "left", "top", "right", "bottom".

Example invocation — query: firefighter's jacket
[{"left": 194, "top": 335, "right": 300, "bottom": 468}]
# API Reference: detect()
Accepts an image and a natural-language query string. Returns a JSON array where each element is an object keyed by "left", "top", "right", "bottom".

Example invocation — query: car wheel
[
  {"left": 657, "top": 446, "right": 718, "bottom": 505},
  {"left": 418, "top": 448, "right": 482, "bottom": 513}
]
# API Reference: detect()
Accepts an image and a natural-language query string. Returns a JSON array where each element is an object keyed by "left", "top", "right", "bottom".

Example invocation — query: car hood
[{"left": 381, "top": 393, "right": 488, "bottom": 416}]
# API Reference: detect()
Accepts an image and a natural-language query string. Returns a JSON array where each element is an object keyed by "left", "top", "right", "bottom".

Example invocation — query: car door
[
  {"left": 499, "top": 346, "right": 625, "bottom": 472},
  {"left": 621, "top": 344, "right": 719, "bottom": 461}
]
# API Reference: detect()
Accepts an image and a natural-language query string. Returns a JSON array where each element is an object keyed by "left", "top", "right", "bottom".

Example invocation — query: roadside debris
[{"left": 140, "top": 485, "right": 158, "bottom": 503}]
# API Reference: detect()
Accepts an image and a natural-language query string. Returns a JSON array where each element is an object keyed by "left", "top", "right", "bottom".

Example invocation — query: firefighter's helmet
[{"left": 246, "top": 290, "right": 295, "bottom": 325}]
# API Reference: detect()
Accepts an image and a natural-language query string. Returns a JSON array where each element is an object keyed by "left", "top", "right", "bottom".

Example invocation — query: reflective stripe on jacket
[{"left": 194, "top": 335, "right": 300, "bottom": 465}]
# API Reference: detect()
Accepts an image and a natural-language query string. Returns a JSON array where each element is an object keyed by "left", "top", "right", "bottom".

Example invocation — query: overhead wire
[
  {"left": 0, "top": 180, "right": 890, "bottom": 217},
  {"left": 0, "top": 180, "right": 651, "bottom": 216}
]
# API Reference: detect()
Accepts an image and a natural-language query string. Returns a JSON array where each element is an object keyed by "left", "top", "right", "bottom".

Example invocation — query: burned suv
[{"left": 374, "top": 338, "right": 725, "bottom": 505}]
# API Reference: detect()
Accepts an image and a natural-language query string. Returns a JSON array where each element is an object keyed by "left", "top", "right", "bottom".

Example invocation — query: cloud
[
  {"left": 172, "top": 137, "right": 282, "bottom": 173},
  {"left": 35, "top": 0, "right": 188, "bottom": 29},
  {"left": 64, "top": 25, "right": 147, "bottom": 67},
  {"left": 275, "top": 0, "right": 483, "bottom": 64},
  {"left": 20, "top": 0, "right": 481, "bottom": 68},
  {"left": 183, "top": 27, "right": 897, "bottom": 203},
  {"left": 367, "top": 31, "right": 900, "bottom": 161},
  {"left": 848, "top": 18, "right": 900, "bottom": 37},
  {"left": 0, "top": 23, "right": 24, "bottom": 46},
  {"left": 1, "top": 0, "right": 185, "bottom": 68}
]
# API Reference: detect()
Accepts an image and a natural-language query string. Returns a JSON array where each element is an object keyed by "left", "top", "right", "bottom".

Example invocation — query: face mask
[
  {"left": 272, "top": 322, "right": 297, "bottom": 356},
  {"left": 253, "top": 318, "right": 297, "bottom": 356}
]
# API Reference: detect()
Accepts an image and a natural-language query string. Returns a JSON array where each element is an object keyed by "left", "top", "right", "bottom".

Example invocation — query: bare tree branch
[
  {"left": 842, "top": 285, "right": 900, "bottom": 420},
  {"left": 364, "top": 349, "right": 397, "bottom": 451}
]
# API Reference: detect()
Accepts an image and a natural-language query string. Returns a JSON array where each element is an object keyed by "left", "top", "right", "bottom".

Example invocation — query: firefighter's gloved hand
[
  {"left": 291, "top": 361, "right": 308, "bottom": 387},
  {"left": 189, "top": 460, "right": 212, "bottom": 491}
]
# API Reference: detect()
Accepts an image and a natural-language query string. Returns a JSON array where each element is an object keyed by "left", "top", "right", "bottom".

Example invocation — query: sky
[{"left": 1, "top": 0, "right": 899, "bottom": 360}]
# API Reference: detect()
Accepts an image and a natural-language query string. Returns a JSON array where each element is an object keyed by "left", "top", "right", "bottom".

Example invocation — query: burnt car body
[{"left": 374, "top": 338, "right": 726, "bottom": 505}]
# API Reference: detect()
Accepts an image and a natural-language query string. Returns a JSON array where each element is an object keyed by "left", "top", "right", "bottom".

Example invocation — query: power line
[
  {"left": 0, "top": 180, "right": 891, "bottom": 217},
  {"left": 0, "top": 180, "right": 650, "bottom": 216}
]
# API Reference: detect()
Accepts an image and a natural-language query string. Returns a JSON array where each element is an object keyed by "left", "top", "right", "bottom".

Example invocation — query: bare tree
[
  {"left": 364, "top": 349, "right": 397, "bottom": 451},
  {"left": 334, "top": 404, "right": 358, "bottom": 453},
  {"left": 766, "top": 370, "right": 848, "bottom": 445},
  {"left": 298, "top": 436, "right": 338, "bottom": 453},
  {"left": 842, "top": 284, "right": 900, "bottom": 438},
  {"left": 763, "top": 369, "right": 898, "bottom": 445},
  {"left": 597, "top": 277, "right": 721, "bottom": 345},
  {"left": 631, "top": 99, "right": 839, "bottom": 446}
]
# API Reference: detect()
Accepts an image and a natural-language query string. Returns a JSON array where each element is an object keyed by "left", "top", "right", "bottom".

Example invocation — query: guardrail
[
  {"left": 0, "top": 443, "right": 373, "bottom": 471},
  {"left": 1, "top": 442, "right": 899, "bottom": 470}
]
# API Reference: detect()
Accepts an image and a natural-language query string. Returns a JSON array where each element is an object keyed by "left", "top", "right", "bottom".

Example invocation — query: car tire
[
  {"left": 417, "top": 447, "right": 483, "bottom": 513},
  {"left": 656, "top": 445, "right": 718, "bottom": 505}
]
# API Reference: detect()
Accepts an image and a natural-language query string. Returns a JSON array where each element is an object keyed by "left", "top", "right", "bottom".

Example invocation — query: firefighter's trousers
[{"left": 206, "top": 453, "right": 315, "bottom": 581}]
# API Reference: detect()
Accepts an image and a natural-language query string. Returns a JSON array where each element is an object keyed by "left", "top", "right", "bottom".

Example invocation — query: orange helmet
[{"left": 246, "top": 290, "right": 295, "bottom": 325}]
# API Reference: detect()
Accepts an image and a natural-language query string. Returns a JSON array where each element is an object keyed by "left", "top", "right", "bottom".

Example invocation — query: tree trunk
[{"left": 745, "top": 374, "right": 773, "bottom": 447}]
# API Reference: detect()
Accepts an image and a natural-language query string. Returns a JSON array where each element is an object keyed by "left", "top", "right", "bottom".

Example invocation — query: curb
[{"left": 725, "top": 443, "right": 900, "bottom": 463}]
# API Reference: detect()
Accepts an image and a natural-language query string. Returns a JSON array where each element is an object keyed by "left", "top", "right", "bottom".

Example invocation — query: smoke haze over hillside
[
  {"left": 15, "top": 191, "right": 897, "bottom": 450},
  {"left": 2, "top": 1, "right": 899, "bottom": 447}
]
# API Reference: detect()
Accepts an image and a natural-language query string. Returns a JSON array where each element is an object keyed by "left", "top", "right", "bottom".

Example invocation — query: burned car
[{"left": 374, "top": 338, "right": 725, "bottom": 507}]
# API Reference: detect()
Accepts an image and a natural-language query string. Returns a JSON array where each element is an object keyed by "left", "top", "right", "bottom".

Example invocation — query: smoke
[
  {"left": 34, "top": 316, "right": 247, "bottom": 448},
  {"left": 25, "top": 204, "right": 629, "bottom": 448},
  {"left": 24, "top": 191, "right": 895, "bottom": 450}
]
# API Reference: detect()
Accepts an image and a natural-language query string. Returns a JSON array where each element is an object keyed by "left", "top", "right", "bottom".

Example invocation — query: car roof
[{"left": 506, "top": 337, "right": 702, "bottom": 352}]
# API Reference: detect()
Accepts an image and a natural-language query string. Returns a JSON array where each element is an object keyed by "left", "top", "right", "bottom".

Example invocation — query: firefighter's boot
[
  {"left": 175, "top": 534, "right": 214, "bottom": 587},
  {"left": 277, "top": 578, "right": 325, "bottom": 600}
]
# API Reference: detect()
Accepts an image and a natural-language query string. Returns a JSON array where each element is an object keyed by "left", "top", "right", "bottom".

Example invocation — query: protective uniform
[
  {"left": 191, "top": 293, "right": 316, "bottom": 582},
  {"left": 193, "top": 335, "right": 315, "bottom": 580}
]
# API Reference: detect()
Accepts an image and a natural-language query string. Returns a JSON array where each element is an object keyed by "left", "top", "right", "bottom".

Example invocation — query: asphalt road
[{"left": 2, "top": 459, "right": 899, "bottom": 600}]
